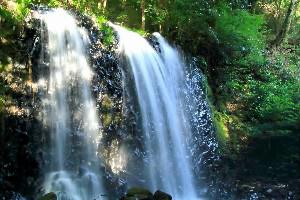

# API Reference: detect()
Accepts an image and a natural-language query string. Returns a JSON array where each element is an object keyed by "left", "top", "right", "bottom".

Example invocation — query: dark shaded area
[
  {"left": 210, "top": 135, "right": 300, "bottom": 199},
  {"left": 0, "top": 7, "right": 47, "bottom": 198}
]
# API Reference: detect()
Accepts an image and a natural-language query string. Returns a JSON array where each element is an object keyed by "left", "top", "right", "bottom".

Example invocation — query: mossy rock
[
  {"left": 38, "top": 192, "right": 57, "bottom": 200},
  {"left": 122, "top": 187, "right": 153, "bottom": 200},
  {"left": 153, "top": 190, "right": 172, "bottom": 200},
  {"left": 102, "top": 113, "right": 113, "bottom": 127},
  {"left": 101, "top": 94, "right": 113, "bottom": 110}
]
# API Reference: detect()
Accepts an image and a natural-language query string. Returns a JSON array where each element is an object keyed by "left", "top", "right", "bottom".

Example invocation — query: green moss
[
  {"left": 94, "top": 17, "right": 114, "bottom": 47},
  {"left": 101, "top": 25, "right": 115, "bottom": 47},
  {"left": 101, "top": 95, "right": 113, "bottom": 128},
  {"left": 38, "top": 192, "right": 57, "bottom": 200},
  {"left": 212, "top": 110, "right": 229, "bottom": 150},
  {"left": 113, "top": 112, "right": 122, "bottom": 124},
  {"left": 102, "top": 113, "right": 112, "bottom": 128},
  {"left": 100, "top": 95, "right": 123, "bottom": 128},
  {"left": 125, "top": 187, "right": 153, "bottom": 199},
  {"left": 96, "top": 15, "right": 107, "bottom": 25},
  {"left": 101, "top": 95, "right": 113, "bottom": 111},
  {"left": 205, "top": 77, "right": 229, "bottom": 152}
]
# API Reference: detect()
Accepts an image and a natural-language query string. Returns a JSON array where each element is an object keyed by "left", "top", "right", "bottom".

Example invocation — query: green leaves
[
  {"left": 215, "top": 3, "right": 266, "bottom": 65},
  {"left": 16, "top": 0, "right": 32, "bottom": 20},
  {"left": 100, "top": 24, "right": 115, "bottom": 47}
]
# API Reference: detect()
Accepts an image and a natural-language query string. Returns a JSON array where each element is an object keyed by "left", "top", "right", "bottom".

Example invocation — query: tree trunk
[
  {"left": 98, "top": 0, "right": 107, "bottom": 11},
  {"left": 102, "top": 0, "right": 107, "bottom": 9},
  {"left": 141, "top": 0, "right": 145, "bottom": 30},
  {"left": 272, "top": 0, "right": 296, "bottom": 47},
  {"left": 66, "top": 0, "right": 72, "bottom": 7},
  {"left": 158, "top": 0, "right": 164, "bottom": 32}
]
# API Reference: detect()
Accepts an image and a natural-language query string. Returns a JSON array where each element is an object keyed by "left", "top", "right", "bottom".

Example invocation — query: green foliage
[
  {"left": 212, "top": 110, "right": 229, "bottom": 150},
  {"left": 16, "top": 0, "right": 31, "bottom": 20},
  {"left": 161, "top": 0, "right": 213, "bottom": 54},
  {"left": 144, "top": 0, "right": 167, "bottom": 28},
  {"left": 0, "top": 7, "right": 19, "bottom": 38},
  {"left": 0, "top": 4, "right": 23, "bottom": 68},
  {"left": 99, "top": 23, "right": 115, "bottom": 47},
  {"left": 97, "top": 15, "right": 107, "bottom": 25},
  {"left": 0, "top": 0, "right": 32, "bottom": 22},
  {"left": 45, "top": 0, "right": 64, "bottom": 8},
  {"left": 256, "top": 82, "right": 299, "bottom": 121},
  {"left": 218, "top": 47, "right": 300, "bottom": 140},
  {"left": 255, "top": 0, "right": 299, "bottom": 41},
  {"left": 215, "top": 4, "right": 266, "bottom": 65},
  {"left": 95, "top": 15, "right": 112, "bottom": 45},
  {"left": 247, "top": 52, "right": 300, "bottom": 134}
]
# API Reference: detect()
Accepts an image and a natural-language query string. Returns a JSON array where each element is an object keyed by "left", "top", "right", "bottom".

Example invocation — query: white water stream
[
  {"left": 113, "top": 24, "right": 199, "bottom": 199},
  {"left": 40, "top": 9, "right": 104, "bottom": 200}
]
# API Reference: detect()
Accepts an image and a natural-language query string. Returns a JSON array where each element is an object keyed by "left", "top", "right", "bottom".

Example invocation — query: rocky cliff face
[
  {"left": 0, "top": 8, "right": 125, "bottom": 198},
  {"left": 0, "top": 15, "right": 43, "bottom": 199}
]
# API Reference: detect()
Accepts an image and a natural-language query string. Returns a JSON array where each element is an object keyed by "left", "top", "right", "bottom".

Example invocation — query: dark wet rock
[
  {"left": 147, "top": 35, "right": 161, "bottom": 53},
  {"left": 153, "top": 190, "right": 172, "bottom": 200},
  {"left": 0, "top": 191, "right": 26, "bottom": 200},
  {"left": 0, "top": 10, "right": 45, "bottom": 198},
  {"left": 23, "top": 6, "right": 131, "bottom": 199},
  {"left": 120, "top": 187, "right": 153, "bottom": 200},
  {"left": 120, "top": 188, "right": 173, "bottom": 200},
  {"left": 38, "top": 192, "right": 57, "bottom": 200}
]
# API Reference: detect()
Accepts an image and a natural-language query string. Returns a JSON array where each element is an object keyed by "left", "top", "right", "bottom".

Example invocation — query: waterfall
[
  {"left": 113, "top": 25, "right": 199, "bottom": 199},
  {"left": 39, "top": 9, "right": 104, "bottom": 200}
]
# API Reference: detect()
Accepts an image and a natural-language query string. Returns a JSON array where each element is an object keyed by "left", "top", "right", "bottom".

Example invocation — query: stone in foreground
[
  {"left": 38, "top": 192, "right": 57, "bottom": 200},
  {"left": 153, "top": 190, "right": 172, "bottom": 200},
  {"left": 120, "top": 187, "right": 172, "bottom": 200}
]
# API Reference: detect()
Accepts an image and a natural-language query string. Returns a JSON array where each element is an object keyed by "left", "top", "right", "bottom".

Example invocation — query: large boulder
[
  {"left": 120, "top": 188, "right": 173, "bottom": 200},
  {"left": 38, "top": 192, "right": 57, "bottom": 200},
  {"left": 153, "top": 190, "right": 172, "bottom": 200},
  {"left": 120, "top": 187, "right": 153, "bottom": 200}
]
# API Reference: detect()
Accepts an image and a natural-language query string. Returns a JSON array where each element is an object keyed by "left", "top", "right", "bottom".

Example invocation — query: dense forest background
[{"left": 0, "top": 0, "right": 299, "bottom": 198}]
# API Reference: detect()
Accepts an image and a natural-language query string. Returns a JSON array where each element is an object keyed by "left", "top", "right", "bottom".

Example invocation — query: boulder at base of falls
[
  {"left": 38, "top": 192, "right": 57, "bottom": 200},
  {"left": 121, "top": 187, "right": 153, "bottom": 200},
  {"left": 120, "top": 187, "right": 172, "bottom": 200},
  {"left": 153, "top": 190, "right": 172, "bottom": 200}
]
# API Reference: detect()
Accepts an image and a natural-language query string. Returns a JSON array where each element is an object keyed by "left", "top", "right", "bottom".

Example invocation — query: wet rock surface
[
  {"left": 29, "top": 8, "right": 127, "bottom": 198},
  {"left": 153, "top": 190, "right": 172, "bottom": 200},
  {"left": 120, "top": 188, "right": 172, "bottom": 200},
  {"left": 38, "top": 192, "right": 57, "bottom": 200},
  {"left": 0, "top": 11, "right": 46, "bottom": 198}
]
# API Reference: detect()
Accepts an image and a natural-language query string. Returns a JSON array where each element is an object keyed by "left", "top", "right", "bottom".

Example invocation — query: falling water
[
  {"left": 40, "top": 9, "right": 104, "bottom": 200},
  {"left": 113, "top": 25, "right": 199, "bottom": 199}
]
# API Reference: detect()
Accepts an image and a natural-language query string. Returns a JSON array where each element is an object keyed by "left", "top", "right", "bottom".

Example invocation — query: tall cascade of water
[
  {"left": 40, "top": 9, "right": 104, "bottom": 200},
  {"left": 113, "top": 25, "right": 199, "bottom": 199}
]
